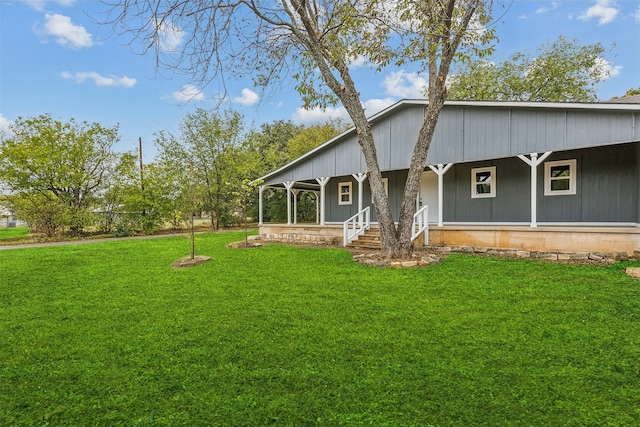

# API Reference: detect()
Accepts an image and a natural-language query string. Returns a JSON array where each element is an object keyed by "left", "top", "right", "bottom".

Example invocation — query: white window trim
[
  {"left": 471, "top": 166, "right": 496, "bottom": 198},
  {"left": 338, "top": 181, "right": 352, "bottom": 205},
  {"left": 544, "top": 159, "right": 577, "bottom": 196}
]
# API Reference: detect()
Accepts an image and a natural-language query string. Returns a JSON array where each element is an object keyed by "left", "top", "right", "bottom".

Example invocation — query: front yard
[{"left": 1, "top": 232, "right": 639, "bottom": 425}]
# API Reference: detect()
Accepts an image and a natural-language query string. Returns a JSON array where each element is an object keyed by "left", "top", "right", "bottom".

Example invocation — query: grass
[
  {"left": 1, "top": 232, "right": 640, "bottom": 426},
  {"left": 0, "top": 226, "right": 29, "bottom": 241}
]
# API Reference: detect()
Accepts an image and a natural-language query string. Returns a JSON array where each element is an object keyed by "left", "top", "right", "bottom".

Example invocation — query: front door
[{"left": 418, "top": 171, "right": 439, "bottom": 223}]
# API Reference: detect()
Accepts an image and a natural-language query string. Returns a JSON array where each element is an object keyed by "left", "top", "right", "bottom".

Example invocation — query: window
[
  {"left": 545, "top": 159, "right": 576, "bottom": 195},
  {"left": 338, "top": 181, "right": 352, "bottom": 205},
  {"left": 471, "top": 166, "right": 496, "bottom": 198}
]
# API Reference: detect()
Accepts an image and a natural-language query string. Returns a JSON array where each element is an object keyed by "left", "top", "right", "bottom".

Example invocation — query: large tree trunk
[
  {"left": 286, "top": 0, "right": 482, "bottom": 259},
  {"left": 396, "top": 102, "right": 445, "bottom": 253}
]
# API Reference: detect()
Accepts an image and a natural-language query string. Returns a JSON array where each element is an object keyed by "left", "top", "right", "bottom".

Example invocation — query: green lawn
[
  {"left": 0, "top": 226, "right": 29, "bottom": 241},
  {"left": 1, "top": 232, "right": 639, "bottom": 426}
]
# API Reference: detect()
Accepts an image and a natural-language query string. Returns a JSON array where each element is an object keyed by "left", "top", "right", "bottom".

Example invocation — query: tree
[
  {"left": 448, "top": 36, "right": 611, "bottom": 102},
  {"left": 611, "top": 87, "right": 640, "bottom": 100},
  {"left": 0, "top": 114, "right": 118, "bottom": 236},
  {"left": 232, "top": 178, "right": 263, "bottom": 246},
  {"left": 102, "top": 0, "right": 495, "bottom": 258},
  {"left": 251, "top": 120, "right": 304, "bottom": 177},
  {"left": 155, "top": 109, "right": 247, "bottom": 230},
  {"left": 286, "top": 121, "right": 344, "bottom": 160}
]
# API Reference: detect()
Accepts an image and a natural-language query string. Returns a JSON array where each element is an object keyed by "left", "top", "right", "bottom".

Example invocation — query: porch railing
[
  {"left": 412, "top": 204, "right": 429, "bottom": 244},
  {"left": 343, "top": 206, "right": 370, "bottom": 246}
]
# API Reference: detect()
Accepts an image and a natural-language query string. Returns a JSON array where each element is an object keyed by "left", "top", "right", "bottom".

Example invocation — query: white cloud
[
  {"left": 348, "top": 55, "right": 369, "bottom": 69},
  {"left": 40, "top": 13, "right": 92, "bottom": 49},
  {"left": 171, "top": 84, "right": 204, "bottom": 102},
  {"left": 536, "top": 1, "right": 560, "bottom": 14},
  {"left": 61, "top": 71, "right": 137, "bottom": 87},
  {"left": 383, "top": 70, "right": 428, "bottom": 98},
  {"left": 362, "top": 98, "right": 397, "bottom": 115},
  {"left": 592, "top": 57, "right": 622, "bottom": 80},
  {"left": 579, "top": 0, "right": 619, "bottom": 25},
  {"left": 292, "top": 105, "right": 348, "bottom": 125},
  {"left": 633, "top": 5, "right": 640, "bottom": 22},
  {"left": 157, "top": 20, "right": 184, "bottom": 52},
  {"left": 21, "top": 0, "right": 76, "bottom": 12},
  {"left": 232, "top": 88, "right": 260, "bottom": 106},
  {"left": 291, "top": 98, "right": 396, "bottom": 126},
  {"left": 0, "top": 114, "right": 12, "bottom": 136}
]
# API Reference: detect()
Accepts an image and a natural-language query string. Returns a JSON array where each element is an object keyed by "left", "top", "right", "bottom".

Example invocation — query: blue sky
[{"left": 1, "top": 0, "right": 639, "bottom": 160}]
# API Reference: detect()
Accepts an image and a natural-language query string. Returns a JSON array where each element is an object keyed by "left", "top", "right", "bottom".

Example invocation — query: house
[
  {"left": 255, "top": 100, "right": 640, "bottom": 254},
  {"left": 0, "top": 206, "right": 23, "bottom": 228}
]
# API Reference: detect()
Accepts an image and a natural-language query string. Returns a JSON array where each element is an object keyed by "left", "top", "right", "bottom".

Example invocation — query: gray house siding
[
  {"left": 537, "top": 144, "right": 638, "bottom": 223},
  {"left": 261, "top": 101, "right": 639, "bottom": 187},
  {"left": 443, "top": 157, "right": 531, "bottom": 223},
  {"left": 304, "top": 142, "right": 639, "bottom": 225},
  {"left": 324, "top": 171, "right": 408, "bottom": 223},
  {"left": 440, "top": 143, "right": 638, "bottom": 224}
]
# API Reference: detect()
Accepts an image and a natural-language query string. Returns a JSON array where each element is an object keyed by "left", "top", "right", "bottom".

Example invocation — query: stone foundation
[
  {"left": 429, "top": 245, "right": 633, "bottom": 264},
  {"left": 260, "top": 232, "right": 340, "bottom": 245}
]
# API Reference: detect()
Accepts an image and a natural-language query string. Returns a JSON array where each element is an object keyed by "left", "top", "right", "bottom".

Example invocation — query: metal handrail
[
  {"left": 412, "top": 205, "right": 429, "bottom": 244},
  {"left": 343, "top": 206, "right": 370, "bottom": 246}
]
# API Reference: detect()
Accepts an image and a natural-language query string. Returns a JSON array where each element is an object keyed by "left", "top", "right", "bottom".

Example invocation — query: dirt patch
[
  {"left": 171, "top": 255, "right": 212, "bottom": 269},
  {"left": 227, "top": 241, "right": 263, "bottom": 248},
  {"left": 351, "top": 247, "right": 446, "bottom": 268}
]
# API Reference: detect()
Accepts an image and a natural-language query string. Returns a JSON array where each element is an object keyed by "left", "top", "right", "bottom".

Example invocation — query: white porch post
[
  {"left": 283, "top": 181, "right": 295, "bottom": 225},
  {"left": 428, "top": 163, "right": 453, "bottom": 227},
  {"left": 258, "top": 185, "right": 264, "bottom": 225},
  {"left": 353, "top": 173, "right": 367, "bottom": 226},
  {"left": 291, "top": 189, "right": 300, "bottom": 224},
  {"left": 352, "top": 173, "right": 368, "bottom": 213},
  {"left": 517, "top": 151, "right": 552, "bottom": 228},
  {"left": 314, "top": 191, "right": 320, "bottom": 223},
  {"left": 316, "top": 177, "right": 330, "bottom": 225}
]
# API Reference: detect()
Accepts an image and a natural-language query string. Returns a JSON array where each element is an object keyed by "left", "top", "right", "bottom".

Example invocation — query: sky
[{"left": 1, "top": 0, "right": 639, "bottom": 161}]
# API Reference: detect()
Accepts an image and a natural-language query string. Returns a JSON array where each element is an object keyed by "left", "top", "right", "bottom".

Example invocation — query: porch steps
[{"left": 347, "top": 229, "right": 381, "bottom": 250}]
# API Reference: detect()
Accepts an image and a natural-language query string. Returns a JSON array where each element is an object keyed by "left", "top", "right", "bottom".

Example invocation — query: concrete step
[{"left": 347, "top": 229, "right": 381, "bottom": 249}]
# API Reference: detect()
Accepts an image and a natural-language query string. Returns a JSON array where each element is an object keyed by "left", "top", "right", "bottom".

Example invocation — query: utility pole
[
  {"left": 139, "top": 137, "right": 144, "bottom": 191},
  {"left": 139, "top": 137, "right": 146, "bottom": 216}
]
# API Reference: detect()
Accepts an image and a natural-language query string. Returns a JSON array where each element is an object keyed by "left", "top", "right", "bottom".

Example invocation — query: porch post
[
  {"left": 352, "top": 173, "right": 368, "bottom": 213},
  {"left": 291, "top": 189, "right": 300, "bottom": 224},
  {"left": 353, "top": 173, "right": 367, "bottom": 226},
  {"left": 314, "top": 191, "right": 320, "bottom": 223},
  {"left": 258, "top": 185, "right": 264, "bottom": 225},
  {"left": 428, "top": 163, "right": 453, "bottom": 227},
  {"left": 283, "top": 181, "right": 295, "bottom": 225},
  {"left": 517, "top": 151, "right": 552, "bottom": 228},
  {"left": 316, "top": 177, "right": 330, "bottom": 225}
]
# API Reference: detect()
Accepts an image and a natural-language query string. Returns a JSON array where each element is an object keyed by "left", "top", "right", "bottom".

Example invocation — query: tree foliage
[
  {"left": 101, "top": 0, "right": 496, "bottom": 257},
  {"left": 611, "top": 87, "right": 640, "bottom": 100},
  {"left": 286, "top": 121, "right": 344, "bottom": 160},
  {"left": 155, "top": 109, "right": 249, "bottom": 230},
  {"left": 448, "top": 36, "right": 611, "bottom": 102},
  {"left": 0, "top": 114, "right": 118, "bottom": 236},
  {"left": 250, "top": 120, "right": 304, "bottom": 178}
]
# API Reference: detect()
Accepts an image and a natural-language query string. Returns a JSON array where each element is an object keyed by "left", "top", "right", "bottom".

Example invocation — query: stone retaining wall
[
  {"left": 260, "top": 232, "right": 340, "bottom": 245},
  {"left": 428, "top": 245, "right": 635, "bottom": 264}
]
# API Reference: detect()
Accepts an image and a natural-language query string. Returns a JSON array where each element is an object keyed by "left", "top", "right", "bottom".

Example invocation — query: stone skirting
[
  {"left": 427, "top": 245, "right": 632, "bottom": 264},
  {"left": 259, "top": 224, "right": 344, "bottom": 245},
  {"left": 430, "top": 225, "right": 640, "bottom": 254},
  {"left": 259, "top": 223, "right": 640, "bottom": 254}
]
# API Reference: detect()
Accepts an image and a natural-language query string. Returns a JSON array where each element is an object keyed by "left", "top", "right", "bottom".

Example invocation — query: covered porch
[{"left": 256, "top": 150, "right": 640, "bottom": 254}]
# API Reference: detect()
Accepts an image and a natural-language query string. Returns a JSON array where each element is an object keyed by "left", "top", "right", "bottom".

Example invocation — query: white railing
[
  {"left": 343, "top": 206, "right": 370, "bottom": 246},
  {"left": 412, "top": 205, "right": 429, "bottom": 245}
]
